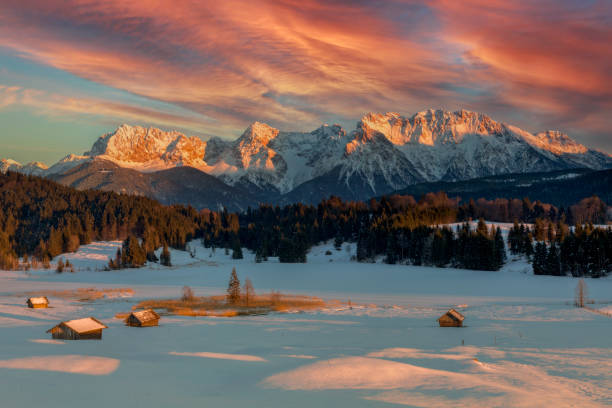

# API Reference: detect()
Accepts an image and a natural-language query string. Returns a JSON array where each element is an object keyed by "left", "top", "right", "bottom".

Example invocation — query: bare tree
[
  {"left": 270, "top": 290, "right": 281, "bottom": 306},
  {"left": 181, "top": 285, "right": 195, "bottom": 302},
  {"left": 244, "top": 278, "right": 255, "bottom": 307},
  {"left": 575, "top": 279, "right": 587, "bottom": 308}
]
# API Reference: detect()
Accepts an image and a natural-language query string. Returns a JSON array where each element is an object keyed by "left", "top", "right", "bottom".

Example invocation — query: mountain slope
[
  {"left": 49, "top": 159, "right": 258, "bottom": 211},
  {"left": 386, "top": 168, "right": 612, "bottom": 208}
]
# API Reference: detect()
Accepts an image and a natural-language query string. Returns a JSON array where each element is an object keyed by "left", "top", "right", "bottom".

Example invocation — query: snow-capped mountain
[
  {"left": 2, "top": 109, "right": 611, "bottom": 206},
  {"left": 86, "top": 124, "right": 207, "bottom": 171},
  {"left": 0, "top": 159, "right": 48, "bottom": 176},
  {"left": 204, "top": 122, "right": 349, "bottom": 194}
]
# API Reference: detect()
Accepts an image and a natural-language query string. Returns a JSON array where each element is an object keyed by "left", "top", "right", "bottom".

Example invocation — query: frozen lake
[{"left": 0, "top": 239, "right": 611, "bottom": 407}]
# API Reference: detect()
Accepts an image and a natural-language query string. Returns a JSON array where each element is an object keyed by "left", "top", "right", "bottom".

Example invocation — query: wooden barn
[
  {"left": 47, "top": 317, "right": 108, "bottom": 340},
  {"left": 125, "top": 309, "right": 160, "bottom": 327},
  {"left": 437, "top": 309, "right": 465, "bottom": 327},
  {"left": 26, "top": 296, "right": 49, "bottom": 309}
]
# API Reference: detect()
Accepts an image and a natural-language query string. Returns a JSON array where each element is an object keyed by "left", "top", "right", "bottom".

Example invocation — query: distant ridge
[{"left": 3, "top": 109, "right": 611, "bottom": 208}]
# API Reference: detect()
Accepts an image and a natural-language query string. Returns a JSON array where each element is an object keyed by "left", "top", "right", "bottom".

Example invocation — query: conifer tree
[
  {"left": 160, "top": 245, "right": 172, "bottom": 266},
  {"left": 545, "top": 244, "right": 561, "bottom": 276},
  {"left": 533, "top": 242, "right": 547, "bottom": 275},
  {"left": 121, "top": 236, "right": 146, "bottom": 268},
  {"left": 232, "top": 238, "right": 243, "bottom": 259},
  {"left": 226, "top": 267, "right": 241, "bottom": 305},
  {"left": 494, "top": 227, "right": 506, "bottom": 268},
  {"left": 334, "top": 234, "right": 343, "bottom": 251},
  {"left": 56, "top": 258, "right": 64, "bottom": 273}
]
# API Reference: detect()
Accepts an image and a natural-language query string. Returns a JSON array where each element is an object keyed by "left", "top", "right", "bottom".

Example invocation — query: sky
[{"left": 0, "top": 0, "right": 610, "bottom": 164}]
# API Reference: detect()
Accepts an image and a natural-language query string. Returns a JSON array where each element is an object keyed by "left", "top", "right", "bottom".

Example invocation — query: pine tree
[
  {"left": 477, "top": 218, "right": 488, "bottom": 236},
  {"left": 534, "top": 218, "right": 546, "bottom": 242},
  {"left": 384, "top": 234, "right": 397, "bottom": 264},
  {"left": 356, "top": 232, "right": 368, "bottom": 262},
  {"left": 56, "top": 258, "right": 64, "bottom": 273},
  {"left": 334, "top": 234, "right": 343, "bottom": 251},
  {"left": 545, "top": 244, "right": 561, "bottom": 276},
  {"left": 232, "top": 238, "right": 243, "bottom": 259},
  {"left": 121, "top": 236, "right": 146, "bottom": 268},
  {"left": 226, "top": 267, "right": 241, "bottom": 305},
  {"left": 160, "top": 245, "right": 172, "bottom": 266},
  {"left": 523, "top": 235, "right": 534, "bottom": 259},
  {"left": 255, "top": 246, "right": 264, "bottom": 263},
  {"left": 494, "top": 227, "right": 506, "bottom": 269},
  {"left": 533, "top": 242, "right": 547, "bottom": 275}
]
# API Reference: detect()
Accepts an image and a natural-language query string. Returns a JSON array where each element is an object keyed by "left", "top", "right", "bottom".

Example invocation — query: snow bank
[
  {"left": 29, "top": 339, "right": 65, "bottom": 345},
  {"left": 263, "top": 350, "right": 609, "bottom": 407},
  {"left": 263, "top": 356, "right": 464, "bottom": 390},
  {"left": 281, "top": 354, "right": 317, "bottom": 359},
  {"left": 53, "top": 241, "right": 121, "bottom": 270},
  {"left": 169, "top": 351, "right": 266, "bottom": 362},
  {"left": 597, "top": 305, "right": 612, "bottom": 314},
  {"left": 0, "top": 355, "right": 119, "bottom": 375}
]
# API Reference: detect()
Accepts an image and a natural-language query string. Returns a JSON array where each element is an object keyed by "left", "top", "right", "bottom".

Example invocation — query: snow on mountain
[
  {"left": 45, "top": 154, "right": 92, "bottom": 175},
  {"left": 21, "top": 161, "right": 48, "bottom": 176},
  {"left": 2, "top": 109, "right": 611, "bottom": 200},
  {"left": 203, "top": 122, "right": 349, "bottom": 193},
  {"left": 0, "top": 159, "right": 23, "bottom": 174},
  {"left": 86, "top": 124, "right": 207, "bottom": 171},
  {"left": 0, "top": 159, "right": 48, "bottom": 176},
  {"left": 354, "top": 110, "right": 576, "bottom": 183}
]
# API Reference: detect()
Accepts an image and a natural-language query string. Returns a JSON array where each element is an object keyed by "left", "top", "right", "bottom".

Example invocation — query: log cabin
[
  {"left": 125, "top": 309, "right": 160, "bottom": 327},
  {"left": 47, "top": 317, "right": 108, "bottom": 340},
  {"left": 437, "top": 309, "right": 465, "bottom": 327},
  {"left": 26, "top": 296, "right": 49, "bottom": 308}
]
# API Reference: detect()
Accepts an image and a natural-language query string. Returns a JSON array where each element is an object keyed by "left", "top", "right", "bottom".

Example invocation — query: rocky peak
[
  {"left": 532, "top": 130, "right": 588, "bottom": 155},
  {"left": 237, "top": 122, "right": 279, "bottom": 147},
  {"left": 86, "top": 124, "right": 206, "bottom": 167}
]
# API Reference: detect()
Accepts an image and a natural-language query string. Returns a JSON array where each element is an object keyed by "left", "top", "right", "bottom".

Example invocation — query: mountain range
[{"left": 3, "top": 109, "right": 611, "bottom": 210}]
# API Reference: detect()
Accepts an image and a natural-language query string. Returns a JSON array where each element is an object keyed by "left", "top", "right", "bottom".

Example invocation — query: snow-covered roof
[
  {"left": 48, "top": 317, "right": 108, "bottom": 334},
  {"left": 130, "top": 309, "right": 160, "bottom": 323},
  {"left": 27, "top": 296, "right": 48, "bottom": 305}
]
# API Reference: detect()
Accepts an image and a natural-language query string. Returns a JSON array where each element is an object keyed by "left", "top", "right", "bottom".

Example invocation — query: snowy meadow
[{"left": 0, "top": 235, "right": 611, "bottom": 408}]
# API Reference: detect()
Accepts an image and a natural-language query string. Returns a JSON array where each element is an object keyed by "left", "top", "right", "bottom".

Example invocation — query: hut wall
[
  {"left": 139, "top": 319, "right": 158, "bottom": 327},
  {"left": 77, "top": 331, "right": 103, "bottom": 340},
  {"left": 50, "top": 326, "right": 102, "bottom": 340},
  {"left": 27, "top": 302, "right": 48, "bottom": 309},
  {"left": 438, "top": 315, "right": 462, "bottom": 327},
  {"left": 126, "top": 315, "right": 159, "bottom": 327}
]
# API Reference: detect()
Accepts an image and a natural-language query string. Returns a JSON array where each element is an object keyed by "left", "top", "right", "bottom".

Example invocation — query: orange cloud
[
  {"left": 0, "top": 0, "right": 610, "bottom": 150},
  {"left": 0, "top": 1, "right": 456, "bottom": 127},
  {"left": 430, "top": 0, "right": 612, "bottom": 125}
]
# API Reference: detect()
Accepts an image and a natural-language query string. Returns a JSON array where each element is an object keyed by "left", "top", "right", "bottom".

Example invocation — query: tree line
[
  {"left": 508, "top": 220, "right": 611, "bottom": 277},
  {"left": 0, "top": 172, "right": 202, "bottom": 269},
  {"left": 0, "top": 171, "right": 609, "bottom": 275}
]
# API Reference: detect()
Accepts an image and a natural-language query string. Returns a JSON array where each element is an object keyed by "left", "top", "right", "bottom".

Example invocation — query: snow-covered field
[{"left": 1, "top": 237, "right": 611, "bottom": 407}]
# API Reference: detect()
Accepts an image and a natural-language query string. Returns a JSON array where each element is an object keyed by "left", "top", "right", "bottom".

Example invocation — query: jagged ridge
[{"left": 2, "top": 109, "right": 611, "bottom": 205}]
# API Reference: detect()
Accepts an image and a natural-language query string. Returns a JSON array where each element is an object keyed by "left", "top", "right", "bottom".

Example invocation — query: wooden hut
[
  {"left": 125, "top": 309, "right": 160, "bottom": 327},
  {"left": 26, "top": 296, "right": 49, "bottom": 309},
  {"left": 437, "top": 309, "right": 465, "bottom": 327},
  {"left": 46, "top": 317, "right": 108, "bottom": 340}
]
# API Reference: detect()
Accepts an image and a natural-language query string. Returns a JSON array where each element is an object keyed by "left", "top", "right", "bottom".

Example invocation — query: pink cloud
[{"left": 0, "top": 0, "right": 609, "bottom": 149}]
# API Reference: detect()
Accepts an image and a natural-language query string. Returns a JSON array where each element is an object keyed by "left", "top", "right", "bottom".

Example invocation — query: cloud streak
[{"left": 0, "top": 0, "right": 609, "bottom": 150}]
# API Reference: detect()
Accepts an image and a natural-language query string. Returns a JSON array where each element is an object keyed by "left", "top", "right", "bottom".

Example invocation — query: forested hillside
[
  {"left": 0, "top": 172, "right": 609, "bottom": 275},
  {"left": 0, "top": 172, "right": 202, "bottom": 269}
]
